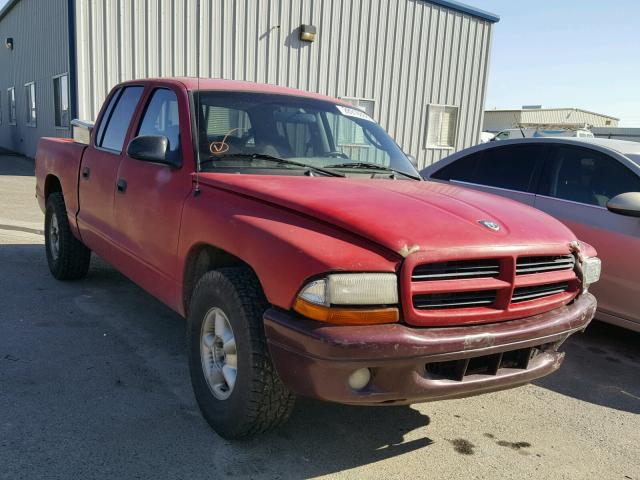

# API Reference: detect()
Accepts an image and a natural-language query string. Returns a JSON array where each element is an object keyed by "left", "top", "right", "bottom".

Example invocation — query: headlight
[
  {"left": 581, "top": 256, "right": 601, "bottom": 291},
  {"left": 294, "top": 273, "right": 399, "bottom": 325}
]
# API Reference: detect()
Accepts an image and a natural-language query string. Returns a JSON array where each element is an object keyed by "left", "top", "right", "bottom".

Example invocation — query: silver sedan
[{"left": 422, "top": 137, "right": 640, "bottom": 332}]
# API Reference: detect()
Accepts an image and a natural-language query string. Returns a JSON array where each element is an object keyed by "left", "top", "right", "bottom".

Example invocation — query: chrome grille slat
[
  {"left": 516, "top": 255, "right": 575, "bottom": 275},
  {"left": 511, "top": 282, "right": 569, "bottom": 303},
  {"left": 412, "top": 260, "right": 500, "bottom": 281},
  {"left": 413, "top": 291, "right": 497, "bottom": 310}
]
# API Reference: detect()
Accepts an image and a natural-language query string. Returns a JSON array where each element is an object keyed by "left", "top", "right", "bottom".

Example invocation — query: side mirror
[
  {"left": 606, "top": 192, "right": 640, "bottom": 218},
  {"left": 127, "top": 135, "right": 177, "bottom": 167}
]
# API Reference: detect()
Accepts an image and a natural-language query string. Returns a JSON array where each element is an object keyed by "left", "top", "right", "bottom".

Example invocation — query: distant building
[
  {"left": 484, "top": 107, "right": 619, "bottom": 133},
  {"left": 0, "top": 0, "right": 499, "bottom": 167}
]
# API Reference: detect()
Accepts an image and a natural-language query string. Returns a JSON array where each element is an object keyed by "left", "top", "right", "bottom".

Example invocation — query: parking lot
[{"left": 0, "top": 153, "right": 638, "bottom": 480}]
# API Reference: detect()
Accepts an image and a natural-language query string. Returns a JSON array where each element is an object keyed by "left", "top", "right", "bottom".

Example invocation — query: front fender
[{"left": 177, "top": 184, "right": 401, "bottom": 312}]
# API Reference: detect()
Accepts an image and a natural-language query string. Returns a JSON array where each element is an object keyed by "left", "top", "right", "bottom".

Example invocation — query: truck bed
[{"left": 35, "top": 137, "right": 87, "bottom": 234}]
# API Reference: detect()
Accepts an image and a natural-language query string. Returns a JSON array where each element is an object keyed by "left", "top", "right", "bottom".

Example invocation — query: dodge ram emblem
[{"left": 478, "top": 220, "right": 500, "bottom": 232}]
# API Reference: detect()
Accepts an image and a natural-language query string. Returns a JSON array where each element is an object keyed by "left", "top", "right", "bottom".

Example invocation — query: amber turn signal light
[{"left": 293, "top": 298, "right": 399, "bottom": 325}]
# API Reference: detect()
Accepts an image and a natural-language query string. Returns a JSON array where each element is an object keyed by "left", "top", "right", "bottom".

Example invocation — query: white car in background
[{"left": 492, "top": 128, "right": 594, "bottom": 141}]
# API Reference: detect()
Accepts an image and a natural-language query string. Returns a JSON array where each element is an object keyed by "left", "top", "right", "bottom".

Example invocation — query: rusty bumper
[{"left": 264, "top": 293, "right": 597, "bottom": 405}]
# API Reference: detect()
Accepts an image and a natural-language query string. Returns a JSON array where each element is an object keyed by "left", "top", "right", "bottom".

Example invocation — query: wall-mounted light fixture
[
  {"left": 299, "top": 25, "right": 316, "bottom": 42},
  {"left": 5, "top": 37, "right": 14, "bottom": 50}
]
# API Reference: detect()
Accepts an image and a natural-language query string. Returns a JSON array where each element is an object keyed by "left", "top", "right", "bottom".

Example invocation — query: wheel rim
[
  {"left": 49, "top": 212, "right": 60, "bottom": 261},
  {"left": 200, "top": 307, "right": 237, "bottom": 400}
]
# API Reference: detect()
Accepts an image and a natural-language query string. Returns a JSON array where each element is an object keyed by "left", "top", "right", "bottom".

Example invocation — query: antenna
[{"left": 194, "top": 0, "right": 201, "bottom": 196}]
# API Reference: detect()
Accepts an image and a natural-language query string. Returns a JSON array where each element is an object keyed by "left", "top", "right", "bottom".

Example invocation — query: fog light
[{"left": 348, "top": 368, "right": 371, "bottom": 390}]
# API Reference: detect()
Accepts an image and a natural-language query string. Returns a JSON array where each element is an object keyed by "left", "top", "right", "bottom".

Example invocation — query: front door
[
  {"left": 112, "top": 87, "right": 193, "bottom": 307},
  {"left": 535, "top": 144, "right": 640, "bottom": 326}
]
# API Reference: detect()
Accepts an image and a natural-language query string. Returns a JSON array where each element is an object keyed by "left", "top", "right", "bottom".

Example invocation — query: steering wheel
[{"left": 325, "top": 151, "right": 349, "bottom": 159}]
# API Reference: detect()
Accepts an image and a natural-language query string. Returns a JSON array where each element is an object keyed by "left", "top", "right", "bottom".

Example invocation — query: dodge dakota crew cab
[{"left": 35, "top": 78, "right": 600, "bottom": 439}]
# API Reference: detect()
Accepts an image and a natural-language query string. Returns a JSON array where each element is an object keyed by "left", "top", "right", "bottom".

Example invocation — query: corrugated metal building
[
  {"left": 0, "top": 0, "right": 498, "bottom": 167},
  {"left": 483, "top": 107, "right": 619, "bottom": 133}
]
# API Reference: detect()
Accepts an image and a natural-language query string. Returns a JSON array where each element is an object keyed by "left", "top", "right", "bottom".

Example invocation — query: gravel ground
[{"left": 1, "top": 154, "right": 638, "bottom": 480}]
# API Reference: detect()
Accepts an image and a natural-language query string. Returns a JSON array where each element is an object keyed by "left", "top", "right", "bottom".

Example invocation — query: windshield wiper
[
  {"left": 200, "top": 153, "right": 345, "bottom": 177},
  {"left": 325, "top": 162, "right": 421, "bottom": 180}
]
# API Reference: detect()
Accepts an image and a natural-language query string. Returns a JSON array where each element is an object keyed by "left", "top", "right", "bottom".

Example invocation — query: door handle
[
  {"left": 116, "top": 179, "right": 127, "bottom": 193},
  {"left": 81, "top": 166, "right": 90, "bottom": 179}
]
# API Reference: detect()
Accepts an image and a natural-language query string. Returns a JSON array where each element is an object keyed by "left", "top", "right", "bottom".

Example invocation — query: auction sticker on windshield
[{"left": 336, "top": 105, "right": 374, "bottom": 122}]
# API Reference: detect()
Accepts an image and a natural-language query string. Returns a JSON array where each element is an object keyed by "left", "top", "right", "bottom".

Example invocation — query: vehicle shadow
[
  {"left": 534, "top": 320, "right": 640, "bottom": 414},
  {"left": 0, "top": 152, "right": 35, "bottom": 176},
  {"left": 0, "top": 244, "right": 433, "bottom": 479}
]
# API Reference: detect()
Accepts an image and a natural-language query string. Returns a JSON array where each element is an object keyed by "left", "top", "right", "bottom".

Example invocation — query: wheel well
[
  {"left": 44, "top": 175, "right": 62, "bottom": 199},
  {"left": 182, "top": 244, "right": 255, "bottom": 314}
]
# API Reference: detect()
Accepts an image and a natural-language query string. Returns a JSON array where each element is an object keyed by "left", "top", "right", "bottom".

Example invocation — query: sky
[
  {"left": 1, "top": 0, "right": 637, "bottom": 126},
  {"left": 470, "top": 0, "right": 640, "bottom": 126}
]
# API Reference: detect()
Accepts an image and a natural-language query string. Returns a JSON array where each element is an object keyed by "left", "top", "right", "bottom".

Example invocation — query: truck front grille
[{"left": 404, "top": 250, "right": 579, "bottom": 326}]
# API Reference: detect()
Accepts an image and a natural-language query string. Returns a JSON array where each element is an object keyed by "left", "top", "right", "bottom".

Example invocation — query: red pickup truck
[{"left": 35, "top": 78, "right": 600, "bottom": 439}]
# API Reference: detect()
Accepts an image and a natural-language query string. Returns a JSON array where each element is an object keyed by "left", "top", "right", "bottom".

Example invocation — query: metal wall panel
[
  {"left": 520, "top": 109, "right": 619, "bottom": 128},
  {"left": 0, "top": 0, "right": 70, "bottom": 157},
  {"left": 74, "top": 0, "right": 494, "bottom": 168}
]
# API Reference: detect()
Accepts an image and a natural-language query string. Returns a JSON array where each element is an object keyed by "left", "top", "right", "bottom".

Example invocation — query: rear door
[
  {"left": 534, "top": 144, "right": 640, "bottom": 325},
  {"left": 77, "top": 85, "right": 144, "bottom": 253},
  {"left": 430, "top": 144, "right": 548, "bottom": 206},
  {"left": 112, "top": 86, "right": 194, "bottom": 307}
]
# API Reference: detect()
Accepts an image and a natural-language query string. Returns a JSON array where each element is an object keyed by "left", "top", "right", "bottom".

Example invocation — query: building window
[
  {"left": 338, "top": 97, "right": 375, "bottom": 145},
  {"left": 25, "top": 82, "right": 36, "bottom": 127},
  {"left": 53, "top": 74, "right": 70, "bottom": 128},
  {"left": 8, "top": 87, "right": 16, "bottom": 125},
  {"left": 425, "top": 104, "right": 458, "bottom": 148}
]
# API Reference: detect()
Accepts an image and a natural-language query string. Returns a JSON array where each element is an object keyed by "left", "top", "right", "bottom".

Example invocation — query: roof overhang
[
  {"left": 1, "top": 0, "right": 500, "bottom": 25},
  {"left": 427, "top": 0, "right": 500, "bottom": 23},
  {"left": 0, "top": 0, "right": 20, "bottom": 22}
]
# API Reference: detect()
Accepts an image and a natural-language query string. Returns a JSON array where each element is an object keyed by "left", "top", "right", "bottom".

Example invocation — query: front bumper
[{"left": 264, "top": 293, "right": 597, "bottom": 405}]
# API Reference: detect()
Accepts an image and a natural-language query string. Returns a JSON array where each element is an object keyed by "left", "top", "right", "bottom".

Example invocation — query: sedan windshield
[{"left": 193, "top": 91, "right": 419, "bottom": 178}]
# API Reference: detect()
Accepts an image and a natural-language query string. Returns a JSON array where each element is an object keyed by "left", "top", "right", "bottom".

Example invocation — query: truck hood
[{"left": 198, "top": 174, "right": 576, "bottom": 257}]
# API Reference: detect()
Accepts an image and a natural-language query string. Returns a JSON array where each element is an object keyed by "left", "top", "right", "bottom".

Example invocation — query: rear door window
[
  {"left": 98, "top": 86, "right": 144, "bottom": 153},
  {"left": 94, "top": 89, "right": 120, "bottom": 146},
  {"left": 542, "top": 146, "right": 640, "bottom": 207},
  {"left": 432, "top": 145, "right": 546, "bottom": 193}
]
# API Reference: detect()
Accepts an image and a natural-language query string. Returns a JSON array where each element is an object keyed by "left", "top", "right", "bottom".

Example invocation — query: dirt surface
[{"left": 1, "top": 154, "right": 638, "bottom": 479}]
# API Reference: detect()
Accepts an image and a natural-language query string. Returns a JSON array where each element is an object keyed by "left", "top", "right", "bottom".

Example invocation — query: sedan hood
[{"left": 199, "top": 174, "right": 576, "bottom": 257}]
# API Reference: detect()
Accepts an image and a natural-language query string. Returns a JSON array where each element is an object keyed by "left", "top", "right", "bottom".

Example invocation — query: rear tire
[
  {"left": 45, "top": 192, "right": 91, "bottom": 280},
  {"left": 187, "top": 267, "right": 295, "bottom": 439}
]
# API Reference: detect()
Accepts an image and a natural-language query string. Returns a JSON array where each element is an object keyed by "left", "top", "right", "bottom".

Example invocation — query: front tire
[
  {"left": 44, "top": 192, "right": 91, "bottom": 280},
  {"left": 187, "top": 268, "right": 295, "bottom": 439}
]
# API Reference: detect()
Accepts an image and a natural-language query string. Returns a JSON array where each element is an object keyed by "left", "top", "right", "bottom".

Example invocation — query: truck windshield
[{"left": 193, "top": 91, "right": 419, "bottom": 178}]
